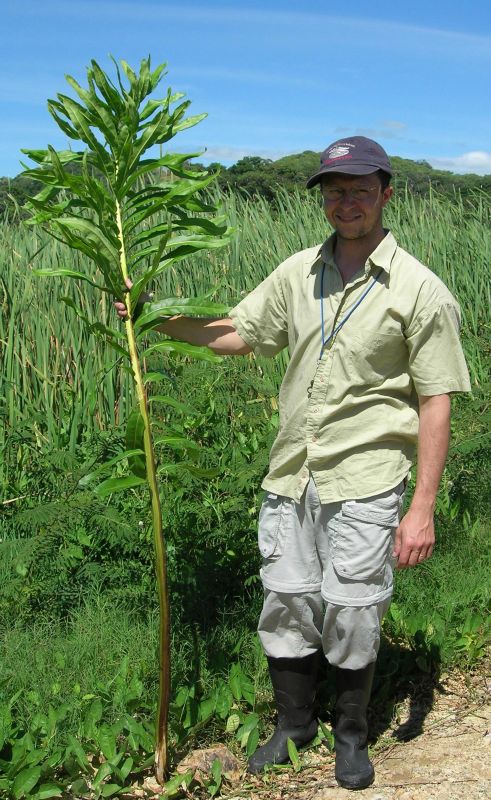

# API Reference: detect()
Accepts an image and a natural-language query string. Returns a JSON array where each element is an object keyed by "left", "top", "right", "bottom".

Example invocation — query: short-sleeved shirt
[{"left": 229, "top": 231, "right": 471, "bottom": 504}]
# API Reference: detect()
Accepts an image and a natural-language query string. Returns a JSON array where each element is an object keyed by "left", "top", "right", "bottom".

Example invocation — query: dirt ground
[
  {"left": 139, "top": 661, "right": 490, "bottom": 800},
  {"left": 224, "top": 662, "right": 491, "bottom": 800}
]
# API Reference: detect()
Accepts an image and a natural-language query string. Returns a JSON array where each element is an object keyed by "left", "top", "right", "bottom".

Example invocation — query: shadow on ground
[{"left": 316, "top": 633, "right": 443, "bottom": 745}]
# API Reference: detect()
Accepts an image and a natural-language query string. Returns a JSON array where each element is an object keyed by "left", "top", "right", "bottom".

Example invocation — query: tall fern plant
[{"left": 21, "top": 57, "right": 232, "bottom": 783}]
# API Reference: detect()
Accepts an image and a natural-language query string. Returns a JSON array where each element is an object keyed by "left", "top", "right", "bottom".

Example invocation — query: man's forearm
[
  {"left": 156, "top": 316, "right": 252, "bottom": 355},
  {"left": 411, "top": 393, "right": 451, "bottom": 510},
  {"left": 393, "top": 393, "right": 450, "bottom": 568}
]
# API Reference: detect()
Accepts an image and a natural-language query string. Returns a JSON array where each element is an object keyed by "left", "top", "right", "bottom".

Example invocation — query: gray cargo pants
[{"left": 257, "top": 477, "right": 405, "bottom": 670}]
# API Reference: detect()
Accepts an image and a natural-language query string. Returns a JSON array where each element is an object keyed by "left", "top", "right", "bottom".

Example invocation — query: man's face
[{"left": 321, "top": 172, "right": 393, "bottom": 241}]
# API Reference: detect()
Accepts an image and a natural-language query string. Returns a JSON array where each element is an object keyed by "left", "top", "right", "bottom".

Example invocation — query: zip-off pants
[{"left": 257, "top": 477, "right": 406, "bottom": 670}]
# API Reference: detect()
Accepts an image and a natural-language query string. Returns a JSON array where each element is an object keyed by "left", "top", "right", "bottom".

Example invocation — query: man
[{"left": 115, "top": 136, "right": 470, "bottom": 790}]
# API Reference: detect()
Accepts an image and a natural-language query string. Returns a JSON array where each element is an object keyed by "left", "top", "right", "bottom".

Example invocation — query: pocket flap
[{"left": 342, "top": 500, "right": 399, "bottom": 527}]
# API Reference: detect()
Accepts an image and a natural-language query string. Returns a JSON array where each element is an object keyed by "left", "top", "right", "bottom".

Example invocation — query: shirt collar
[{"left": 315, "top": 230, "right": 398, "bottom": 276}]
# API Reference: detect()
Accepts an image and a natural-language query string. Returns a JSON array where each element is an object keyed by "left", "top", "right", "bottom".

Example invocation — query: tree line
[{"left": 2, "top": 150, "right": 490, "bottom": 217}]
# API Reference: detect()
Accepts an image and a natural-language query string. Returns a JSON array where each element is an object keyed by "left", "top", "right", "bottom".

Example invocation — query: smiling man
[{"left": 115, "top": 135, "right": 470, "bottom": 790}]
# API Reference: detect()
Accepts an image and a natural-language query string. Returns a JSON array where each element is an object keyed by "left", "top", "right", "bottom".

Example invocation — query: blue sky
[{"left": 2, "top": 0, "right": 491, "bottom": 177}]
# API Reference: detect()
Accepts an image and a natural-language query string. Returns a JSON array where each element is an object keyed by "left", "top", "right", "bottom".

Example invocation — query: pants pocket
[
  {"left": 258, "top": 493, "right": 285, "bottom": 559},
  {"left": 332, "top": 491, "right": 400, "bottom": 582}
]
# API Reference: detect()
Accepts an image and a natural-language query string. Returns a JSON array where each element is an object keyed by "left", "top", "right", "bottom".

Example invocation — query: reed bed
[{"left": 1, "top": 187, "right": 489, "bottom": 466}]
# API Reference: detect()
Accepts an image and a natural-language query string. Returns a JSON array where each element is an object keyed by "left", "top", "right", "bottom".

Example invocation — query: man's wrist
[{"left": 409, "top": 491, "right": 436, "bottom": 513}]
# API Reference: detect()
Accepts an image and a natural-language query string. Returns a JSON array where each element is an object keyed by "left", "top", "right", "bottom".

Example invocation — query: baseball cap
[{"left": 306, "top": 136, "right": 392, "bottom": 188}]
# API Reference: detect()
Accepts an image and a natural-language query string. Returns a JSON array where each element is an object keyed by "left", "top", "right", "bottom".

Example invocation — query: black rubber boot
[
  {"left": 247, "top": 652, "right": 319, "bottom": 773},
  {"left": 334, "top": 662, "right": 376, "bottom": 790}
]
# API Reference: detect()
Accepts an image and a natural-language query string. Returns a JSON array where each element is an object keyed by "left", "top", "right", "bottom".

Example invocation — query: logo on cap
[{"left": 327, "top": 145, "right": 350, "bottom": 159}]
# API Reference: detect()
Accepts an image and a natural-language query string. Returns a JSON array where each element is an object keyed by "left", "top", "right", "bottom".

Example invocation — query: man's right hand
[
  {"left": 114, "top": 278, "right": 153, "bottom": 321},
  {"left": 113, "top": 277, "right": 132, "bottom": 320}
]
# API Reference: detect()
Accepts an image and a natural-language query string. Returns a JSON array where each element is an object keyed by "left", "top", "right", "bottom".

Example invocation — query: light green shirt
[{"left": 229, "top": 231, "right": 471, "bottom": 503}]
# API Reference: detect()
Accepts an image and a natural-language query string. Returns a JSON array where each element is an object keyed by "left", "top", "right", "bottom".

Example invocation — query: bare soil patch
[{"left": 222, "top": 661, "right": 490, "bottom": 800}]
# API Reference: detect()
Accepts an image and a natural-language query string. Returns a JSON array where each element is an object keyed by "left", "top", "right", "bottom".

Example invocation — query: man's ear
[{"left": 381, "top": 185, "right": 394, "bottom": 207}]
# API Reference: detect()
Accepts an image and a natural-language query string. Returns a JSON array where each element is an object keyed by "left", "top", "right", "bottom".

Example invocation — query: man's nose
[{"left": 338, "top": 191, "right": 356, "bottom": 206}]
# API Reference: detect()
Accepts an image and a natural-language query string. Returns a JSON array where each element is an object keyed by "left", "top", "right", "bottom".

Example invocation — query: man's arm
[
  {"left": 154, "top": 315, "right": 251, "bottom": 355},
  {"left": 392, "top": 393, "right": 451, "bottom": 569}
]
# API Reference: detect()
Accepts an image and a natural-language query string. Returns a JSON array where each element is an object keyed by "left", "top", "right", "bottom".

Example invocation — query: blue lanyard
[{"left": 320, "top": 265, "right": 383, "bottom": 359}]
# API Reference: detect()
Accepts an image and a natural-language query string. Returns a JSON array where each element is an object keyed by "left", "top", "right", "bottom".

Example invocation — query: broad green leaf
[
  {"left": 174, "top": 112, "right": 207, "bottom": 133},
  {"left": 162, "top": 770, "right": 193, "bottom": 797},
  {"left": 32, "top": 268, "right": 108, "bottom": 291},
  {"left": 229, "top": 670, "right": 242, "bottom": 702},
  {"left": 154, "top": 435, "right": 199, "bottom": 451},
  {"left": 141, "top": 340, "right": 222, "bottom": 363},
  {"left": 198, "top": 697, "right": 215, "bottom": 722},
  {"left": 147, "top": 396, "right": 198, "bottom": 416},
  {"left": 101, "top": 784, "right": 124, "bottom": 798},
  {"left": 126, "top": 409, "right": 146, "bottom": 478},
  {"left": 287, "top": 738, "right": 301, "bottom": 772},
  {"left": 214, "top": 685, "right": 233, "bottom": 719},
  {"left": 135, "top": 297, "right": 231, "bottom": 330},
  {"left": 94, "top": 475, "right": 146, "bottom": 499},
  {"left": 83, "top": 698, "right": 103, "bottom": 734},
  {"left": 119, "top": 757, "right": 133, "bottom": 781},
  {"left": 54, "top": 217, "right": 119, "bottom": 262},
  {"left": 12, "top": 766, "right": 41, "bottom": 799},
  {"left": 78, "top": 449, "right": 145, "bottom": 487},
  {"left": 33, "top": 784, "right": 63, "bottom": 799},
  {"left": 225, "top": 713, "right": 241, "bottom": 734},
  {"left": 317, "top": 720, "right": 334, "bottom": 751},
  {"left": 92, "top": 762, "right": 113, "bottom": 791},
  {"left": 246, "top": 726, "right": 260, "bottom": 758},
  {"left": 97, "top": 723, "right": 117, "bottom": 761},
  {"left": 143, "top": 370, "right": 176, "bottom": 384},
  {"left": 211, "top": 758, "right": 222, "bottom": 785}
]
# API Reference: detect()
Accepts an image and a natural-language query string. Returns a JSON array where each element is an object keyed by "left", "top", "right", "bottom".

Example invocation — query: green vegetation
[
  {"left": 1, "top": 121, "right": 490, "bottom": 794},
  {"left": 3, "top": 146, "right": 491, "bottom": 218}
]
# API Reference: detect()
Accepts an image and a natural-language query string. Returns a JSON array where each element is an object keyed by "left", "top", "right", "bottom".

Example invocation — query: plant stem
[{"left": 116, "top": 199, "right": 170, "bottom": 783}]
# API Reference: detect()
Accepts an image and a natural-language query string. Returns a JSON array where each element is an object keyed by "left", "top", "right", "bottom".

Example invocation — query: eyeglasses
[{"left": 322, "top": 185, "right": 380, "bottom": 202}]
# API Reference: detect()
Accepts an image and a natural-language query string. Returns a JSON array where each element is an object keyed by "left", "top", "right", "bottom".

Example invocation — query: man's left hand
[{"left": 392, "top": 506, "right": 435, "bottom": 569}]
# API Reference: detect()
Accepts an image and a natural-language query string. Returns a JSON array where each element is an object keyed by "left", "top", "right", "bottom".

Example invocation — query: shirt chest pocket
[{"left": 345, "top": 329, "right": 406, "bottom": 386}]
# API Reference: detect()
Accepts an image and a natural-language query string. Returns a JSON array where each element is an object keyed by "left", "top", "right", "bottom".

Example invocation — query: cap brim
[{"left": 306, "top": 164, "right": 389, "bottom": 189}]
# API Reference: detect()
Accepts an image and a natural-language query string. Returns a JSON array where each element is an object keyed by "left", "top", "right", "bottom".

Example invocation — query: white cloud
[
  {"left": 196, "top": 145, "right": 288, "bottom": 165},
  {"left": 382, "top": 120, "right": 407, "bottom": 131},
  {"left": 334, "top": 120, "right": 408, "bottom": 140},
  {"left": 428, "top": 151, "right": 491, "bottom": 176}
]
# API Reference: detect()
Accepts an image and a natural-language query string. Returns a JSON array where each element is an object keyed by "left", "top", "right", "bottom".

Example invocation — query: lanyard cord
[{"left": 320, "top": 265, "right": 383, "bottom": 359}]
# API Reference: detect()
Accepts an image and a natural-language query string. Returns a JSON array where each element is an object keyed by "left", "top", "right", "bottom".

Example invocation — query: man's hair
[
  {"left": 320, "top": 169, "right": 391, "bottom": 190},
  {"left": 377, "top": 169, "right": 391, "bottom": 189}
]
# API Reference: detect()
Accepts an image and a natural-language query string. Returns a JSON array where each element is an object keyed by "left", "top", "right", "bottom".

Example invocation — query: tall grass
[
  {"left": 1, "top": 186, "right": 490, "bottom": 472},
  {"left": 0, "top": 219, "right": 133, "bottom": 457}
]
